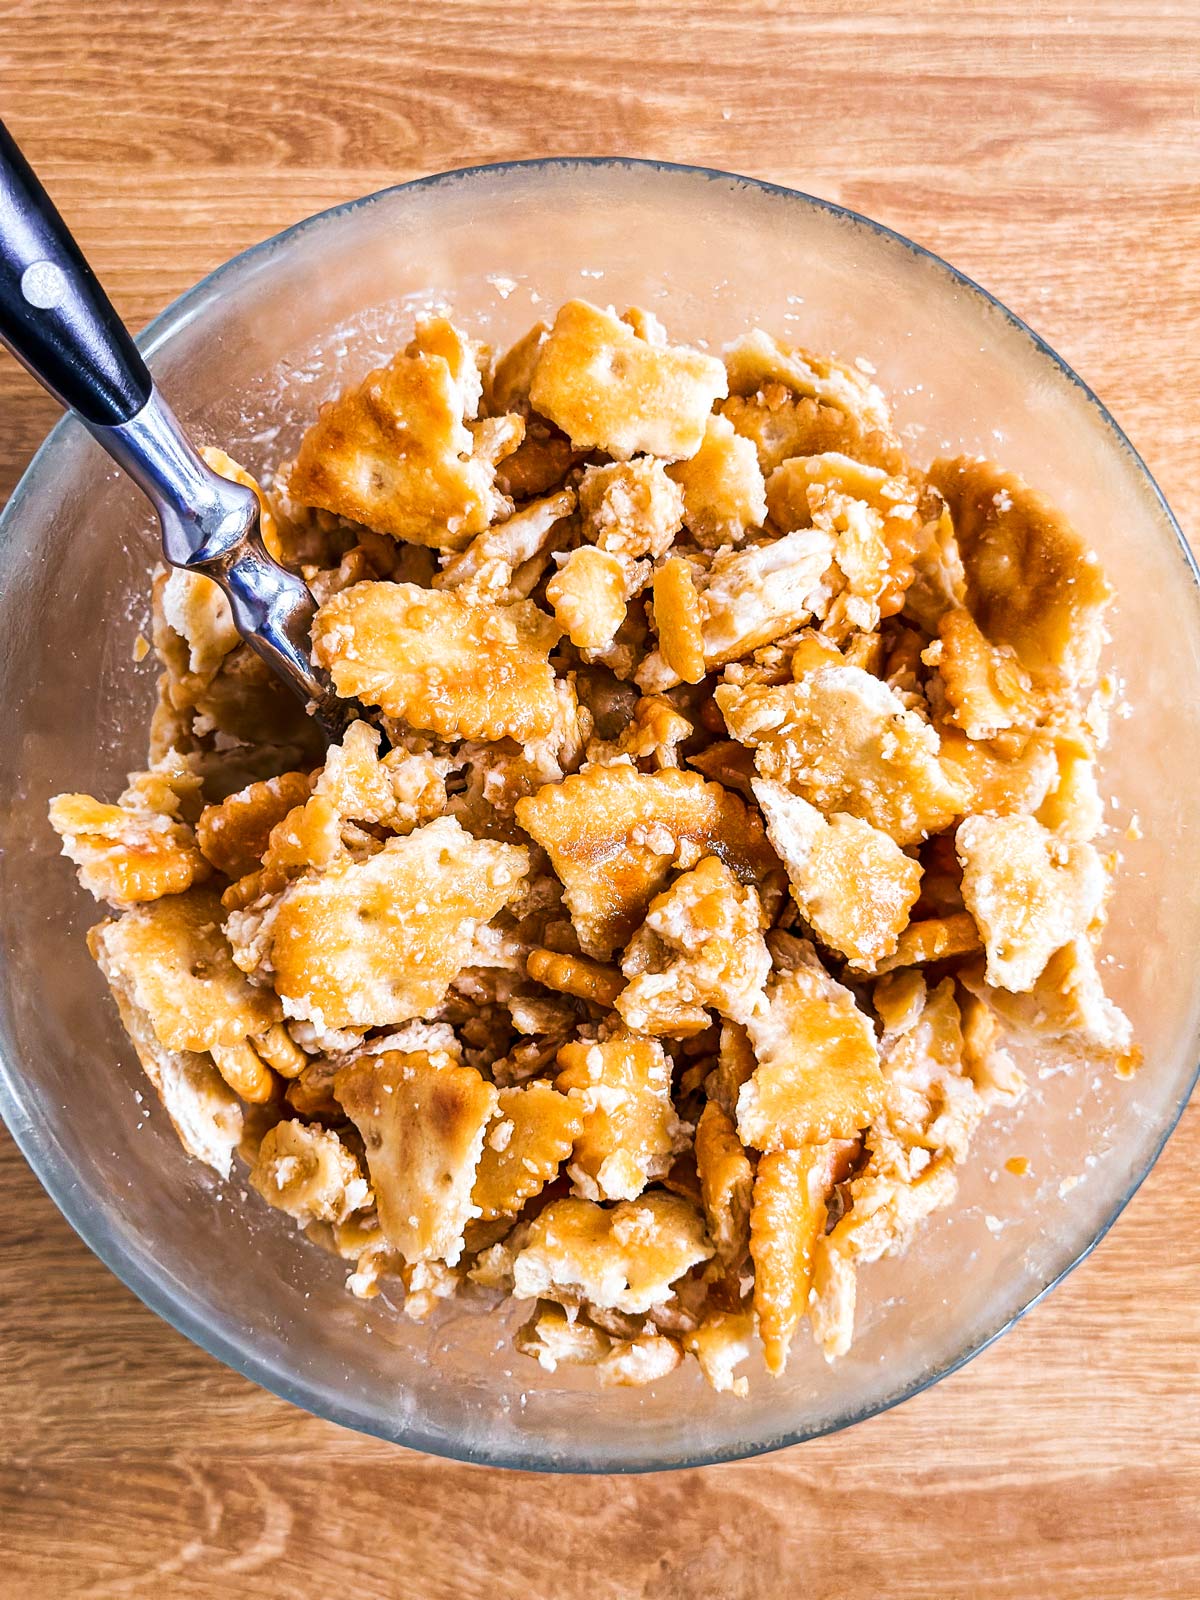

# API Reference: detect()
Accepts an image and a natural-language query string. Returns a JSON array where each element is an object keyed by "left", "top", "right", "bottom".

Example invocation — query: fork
[{"left": 0, "top": 119, "right": 351, "bottom": 741}]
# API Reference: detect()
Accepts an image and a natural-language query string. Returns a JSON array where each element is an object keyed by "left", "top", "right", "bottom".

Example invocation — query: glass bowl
[{"left": 1, "top": 159, "right": 1198, "bottom": 1473}]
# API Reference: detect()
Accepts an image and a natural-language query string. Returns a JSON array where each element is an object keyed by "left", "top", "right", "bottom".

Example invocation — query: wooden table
[{"left": 3, "top": 4, "right": 1198, "bottom": 1595}]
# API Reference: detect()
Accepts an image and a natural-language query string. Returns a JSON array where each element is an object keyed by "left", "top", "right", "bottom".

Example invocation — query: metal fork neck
[
  {"left": 95, "top": 389, "right": 255, "bottom": 569},
  {"left": 90, "top": 388, "right": 352, "bottom": 741}
]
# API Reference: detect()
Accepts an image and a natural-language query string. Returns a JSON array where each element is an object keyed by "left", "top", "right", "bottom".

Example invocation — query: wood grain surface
[{"left": 2, "top": 4, "right": 1198, "bottom": 1596}]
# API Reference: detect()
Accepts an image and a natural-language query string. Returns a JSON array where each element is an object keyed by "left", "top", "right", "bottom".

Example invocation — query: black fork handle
[{"left": 0, "top": 118, "right": 151, "bottom": 426}]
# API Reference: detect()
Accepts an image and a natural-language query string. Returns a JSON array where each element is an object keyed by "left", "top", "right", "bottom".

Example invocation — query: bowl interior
[{"left": 2, "top": 161, "right": 1199, "bottom": 1470}]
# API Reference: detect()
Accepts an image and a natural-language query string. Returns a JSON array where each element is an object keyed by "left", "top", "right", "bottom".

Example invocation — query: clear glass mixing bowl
[{"left": 1, "top": 160, "right": 1198, "bottom": 1472}]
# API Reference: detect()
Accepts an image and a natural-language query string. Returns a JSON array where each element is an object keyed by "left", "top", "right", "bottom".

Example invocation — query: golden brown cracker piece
[
  {"left": 529, "top": 300, "right": 727, "bottom": 460},
  {"left": 717, "top": 664, "right": 966, "bottom": 847},
  {"left": 556, "top": 1033, "right": 682, "bottom": 1201},
  {"left": 289, "top": 333, "right": 509, "bottom": 548},
  {"left": 751, "top": 1143, "right": 838, "bottom": 1375},
  {"left": 752, "top": 778, "right": 922, "bottom": 969},
  {"left": 667, "top": 412, "right": 766, "bottom": 549},
  {"left": 311, "top": 581, "right": 563, "bottom": 742},
  {"left": 694, "top": 1101, "right": 753, "bottom": 1267},
  {"left": 616, "top": 856, "right": 770, "bottom": 1037},
  {"left": 652, "top": 557, "right": 706, "bottom": 685},
  {"left": 740, "top": 954, "right": 883, "bottom": 1149},
  {"left": 472, "top": 1082, "right": 584, "bottom": 1221},
  {"left": 929, "top": 455, "right": 1112, "bottom": 691},
  {"left": 956, "top": 813, "right": 1106, "bottom": 992},
  {"left": 249, "top": 1120, "right": 371, "bottom": 1226},
  {"left": 246, "top": 818, "right": 527, "bottom": 1030},
  {"left": 515, "top": 762, "right": 778, "bottom": 959},
  {"left": 335, "top": 1048, "right": 498, "bottom": 1263},
  {"left": 546, "top": 546, "right": 629, "bottom": 651},
  {"left": 510, "top": 1193, "right": 712, "bottom": 1314},
  {"left": 196, "top": 769, "right": 315, "bottom": 881}
]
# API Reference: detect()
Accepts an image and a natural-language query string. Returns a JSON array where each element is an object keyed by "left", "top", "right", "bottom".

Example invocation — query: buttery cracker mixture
[{"left": 49, "top": 300, "right": 1137, "bottom": 1395}]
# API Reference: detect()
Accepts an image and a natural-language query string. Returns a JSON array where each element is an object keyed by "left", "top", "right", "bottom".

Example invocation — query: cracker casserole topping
[{"left": 49, "top": 300, "right": 1137, "bottom": 1395}]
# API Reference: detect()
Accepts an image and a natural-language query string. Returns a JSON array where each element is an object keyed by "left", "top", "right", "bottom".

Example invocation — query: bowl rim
[{"left": 2, "top": 155, "right": 1197, "bottom": 1473}]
